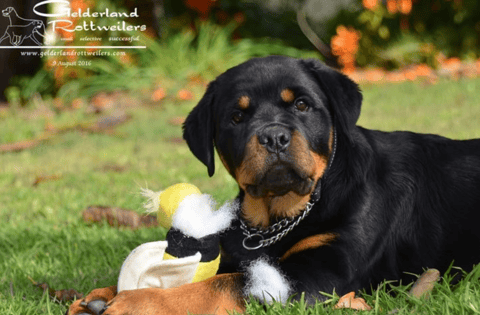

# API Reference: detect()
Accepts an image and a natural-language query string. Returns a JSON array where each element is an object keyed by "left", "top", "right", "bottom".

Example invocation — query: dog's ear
[
  {"left": 183, "top": 82, "right": 216, "bottom": 177},
  {"left": 301, "top": 59, "right": 362, "bottom": 142}
]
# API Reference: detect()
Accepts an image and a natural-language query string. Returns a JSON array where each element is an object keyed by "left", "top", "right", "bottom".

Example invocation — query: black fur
[{"left": 183, "top": 56, "right": 480, "bottom": 302}]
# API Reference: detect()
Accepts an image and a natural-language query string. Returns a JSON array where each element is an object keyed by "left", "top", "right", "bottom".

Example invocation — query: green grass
[{"left": 1, "top": 77, "right": 480, "bottom": 314}]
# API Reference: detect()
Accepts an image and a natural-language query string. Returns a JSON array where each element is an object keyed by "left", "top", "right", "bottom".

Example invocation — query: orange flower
[
  {"left": 119, "top": 53, "right": 134, "bottom": 65},
  {"left": 66, "top": 49, "right": 77, "bottom": 62},
  {"left": 151, "top": 87, "right": 166, "bottom": 102},
  {"left": 415, "top": 64, "right": 433, "bottom": 77},
  {"left": 398, "top": 0, "right": 412, "bottom": 14},
  {"left": 177, "top": 89, "right": 194, "bottom": 101},
  {"left": 54, "top": 66, "right": 65, "bottom": 83},
  {"left": 442, "top": 57, "right": 461, "bottom": 73},
  {"left": 86, "top": 41, "right": 101, "bottom": 53},
  {"left": 362, "top": 0, "right": 378, "bottom": 10},
  {"left": 71, "top": 98, "right": 84, "bottom": 109},
  {"left": 387, "top": 0, "right": 398, "bottom": 14},
  {"left": 331, "top": 26, "right": 361, "bottom": 72},
  {"left": 70, "top": 0, "right": 89, "bottom": 12},
  {"left": 404, "top": 68, "right": 418, "bottom": 81},
  {"left": 185, "top": 0, "right": 217, "bottom": 17},
  {"left": 56, "top": 28, "right": 75, "bottom": 41},
  {"left": 233, "top": 12, "right": 246, "bottom": 25},
  {"left": 54, "top": 18, "right": 76, "bottom": 40},
  {"left": 45, "top": 58, "right": 58, "bottom": 70}
]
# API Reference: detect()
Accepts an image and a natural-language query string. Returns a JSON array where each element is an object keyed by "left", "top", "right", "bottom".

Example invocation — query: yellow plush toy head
[
  {"left": 156, "top": 183, "right": 201, "bottom": 229},
  {"left": 139, "top": 184, "right": 238, "bottom": 286}
]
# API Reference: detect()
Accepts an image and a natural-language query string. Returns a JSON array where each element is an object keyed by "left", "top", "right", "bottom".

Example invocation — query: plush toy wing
[{"left": 117, "top": 241, "right": 202, "bottom": 292}]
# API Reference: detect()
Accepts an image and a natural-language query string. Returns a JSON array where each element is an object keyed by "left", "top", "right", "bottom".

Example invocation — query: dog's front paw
[
  {"left": 67, "top": 286, "right": 117, "bottom": 315},
  {"left": 100, "top": 289, "right": 161, "bottom": 315}
]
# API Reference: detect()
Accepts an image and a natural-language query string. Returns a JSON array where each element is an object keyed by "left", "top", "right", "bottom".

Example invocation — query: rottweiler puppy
[{"left": 69, "top": 56, "right": 480, "bottom": 315}]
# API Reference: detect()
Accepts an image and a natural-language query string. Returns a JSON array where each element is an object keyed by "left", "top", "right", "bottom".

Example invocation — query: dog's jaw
[
  {"left": 233, "top": 130, "right": 330, "bottom": 228},
  {"left": 245, "top": 164, "right": 315, "bottom": 197}
]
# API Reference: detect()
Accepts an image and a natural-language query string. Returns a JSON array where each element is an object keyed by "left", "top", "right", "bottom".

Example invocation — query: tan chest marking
[{"left": 280, "top": 233, "right": 337, "bottom": 262}]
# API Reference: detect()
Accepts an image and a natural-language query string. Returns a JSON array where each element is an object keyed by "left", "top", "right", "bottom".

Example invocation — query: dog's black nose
[{"left": 258, "top": 125, "right": 291, "bottom": 153}]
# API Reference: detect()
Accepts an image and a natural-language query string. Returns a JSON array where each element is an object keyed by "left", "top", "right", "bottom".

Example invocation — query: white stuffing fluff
[
  {"left": 171, "top": 195, "right": 238, "bottom": 239},
  {"left": 141, "top": 188, "right": 162, "bottom": 214},
  {"left": 244, "top": 257, "right": 293, "bottom": 304}
]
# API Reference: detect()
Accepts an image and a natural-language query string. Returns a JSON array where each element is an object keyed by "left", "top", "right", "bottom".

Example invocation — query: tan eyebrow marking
[
  {"left": 238, "top": 96, "right": 250, "bottom": 110},
  {"left": 280, "top": 89, "right": 295, "bottom": 103}
]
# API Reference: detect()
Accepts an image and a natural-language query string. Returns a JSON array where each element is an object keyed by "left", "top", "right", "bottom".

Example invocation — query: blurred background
[{"left": 1, "top": 0, "right": 479, "bottom": 108}]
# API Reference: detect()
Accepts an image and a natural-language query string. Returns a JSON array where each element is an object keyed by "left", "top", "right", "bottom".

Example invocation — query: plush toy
[{"left": 117, "top": 183, "right": 238, "bottom": 292}]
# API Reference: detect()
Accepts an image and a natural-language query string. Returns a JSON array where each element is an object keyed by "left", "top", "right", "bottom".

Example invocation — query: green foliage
[
  {"left": 326, "top": 0, "right": 480, "bottom": 69},
  {"left": 407, "top": 0, "right": 480, "bottom": 59}
]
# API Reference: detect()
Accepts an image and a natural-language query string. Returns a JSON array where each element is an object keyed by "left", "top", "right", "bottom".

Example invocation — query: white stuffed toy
[{"left": 117, "top": 183, "right": 238, "bottom": 292}]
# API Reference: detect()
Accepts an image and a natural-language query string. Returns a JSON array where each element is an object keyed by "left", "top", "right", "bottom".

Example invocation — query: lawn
[{"left": 1, "top": 76, "right": 480, "bottom": 315}]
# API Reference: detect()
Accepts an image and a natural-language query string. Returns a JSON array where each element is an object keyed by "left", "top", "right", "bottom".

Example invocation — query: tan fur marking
[
  {"left": 288, "top": 131, "right": 316, "bottom": 176},
  {"left": 269, "top": 191, "right": 311, "bottom": 219},
  {"left": 235, "top": 135, "right": 268, "bottom": 191},
  {"left": 280, "top": 233, "right": 337, "bottom": 262},
  {"left": 238, "top": 96, "right": 250, "bottom": 110},
  {"left": 242, "top": 193, "right": 270, "bottom": 228},
  {"left": 280, "top": 89, "right": 295, "bottom": 103},
  {"left": 312, "top": 152, "right": 328, "bottom": 180},
  {"left": 328, "top": 127, "right": 334, "bottom": 152}
]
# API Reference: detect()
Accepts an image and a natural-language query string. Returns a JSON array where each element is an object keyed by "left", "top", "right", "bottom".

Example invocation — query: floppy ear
[
  {"left": 301, "top": 59, "right": 362, "bottom": 142},
  {"left": 183, "top": 82, "right": 216, "bottom": 177}
]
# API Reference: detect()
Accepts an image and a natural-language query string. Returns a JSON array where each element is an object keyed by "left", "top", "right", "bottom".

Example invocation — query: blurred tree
[{"left": 162, "top": 0, "right": 315, "bottom": 49}]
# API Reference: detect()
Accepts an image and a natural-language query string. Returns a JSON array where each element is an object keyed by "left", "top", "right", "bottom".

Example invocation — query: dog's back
[{"left": 361, "top": 128, "right": 480, "bottom": 284}]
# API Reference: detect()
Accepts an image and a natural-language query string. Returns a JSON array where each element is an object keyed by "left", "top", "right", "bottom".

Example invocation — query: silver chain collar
[
  {"left": 239, "top": 127, "right": 337, "bottom": 251},
  {"left": 240, "top": 201, "right": 315, "bottom": 250}
]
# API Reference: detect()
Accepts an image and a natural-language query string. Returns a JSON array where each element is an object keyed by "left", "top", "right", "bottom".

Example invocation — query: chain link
[{"left": 241, "top": 202, "right": 314, "bottom": 250}]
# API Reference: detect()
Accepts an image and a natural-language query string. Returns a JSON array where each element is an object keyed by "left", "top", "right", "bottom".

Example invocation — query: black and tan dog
[{"left": 69, "top": 56, "right": 480, "bottom": 315}]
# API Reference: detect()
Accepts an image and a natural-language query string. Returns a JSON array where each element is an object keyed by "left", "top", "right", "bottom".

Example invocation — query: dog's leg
[
  {"left": 30, "top": 34, "right": 42, "bottom": 45},
  {"left": 68, "top": 286, "right": 118, "bottom": 315},
  {"left": 0, "top": 30, "right": 9, "bottom": 44},
  {"left": 10, "top": 33, "right": 20, "bottom": 46},
  {"left": 68, "top": 273, "right": 245, "bottom": 315},
  {"left": 16, "top": 35, "right": 26, "bottom": 46}
]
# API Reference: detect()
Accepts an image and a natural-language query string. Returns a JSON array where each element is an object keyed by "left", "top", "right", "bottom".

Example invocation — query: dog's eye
[
  {"left": 232, "top": 112, "right": 244, "bottom": 124},
  {"left": 294, "top": 99, "right": 309, "bottom": 112}
]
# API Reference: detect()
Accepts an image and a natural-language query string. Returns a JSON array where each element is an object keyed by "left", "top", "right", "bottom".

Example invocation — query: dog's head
[
  {"left": 183, "top": 56, "right": 362, "bottom": 227},
  {"left": 32, "top": 20, "right": 45, "bottom": 32},
  {"left": 2, "top": 7, "right": 14, "bottom": 17}
]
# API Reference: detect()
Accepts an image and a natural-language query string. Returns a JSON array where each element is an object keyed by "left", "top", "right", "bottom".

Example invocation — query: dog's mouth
[{"left": 245, "top": 163, "right": 315, "bottom": 197}]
